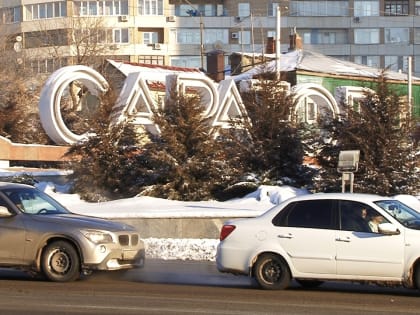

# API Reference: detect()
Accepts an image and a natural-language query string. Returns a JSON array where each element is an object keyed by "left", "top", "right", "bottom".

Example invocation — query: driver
[
  {"left": 368, "top": 213, "right": 384, "bottom": 233},
  {"left": 9, "top": 194, "right": 25, "bottom": 212}
]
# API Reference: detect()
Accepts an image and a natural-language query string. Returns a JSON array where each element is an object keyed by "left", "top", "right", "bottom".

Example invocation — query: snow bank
[{"left": 144, "top": 238, "right": 218, "bottom": 261}]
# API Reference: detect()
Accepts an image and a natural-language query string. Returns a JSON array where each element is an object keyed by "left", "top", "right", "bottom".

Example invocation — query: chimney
[
  {"left": 266, "top": 37, "right": 275, "bottom": 54},
  {"left": 289, "top": 27, "right": 302, "bottom": 51},
  {"left": 206, "top": 50, "right": 225, "bottom": 82}
]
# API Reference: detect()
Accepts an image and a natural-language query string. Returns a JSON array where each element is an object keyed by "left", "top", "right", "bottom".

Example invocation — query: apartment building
[{"left": 1, "top": 0, "right": 420, "bottom": 76}]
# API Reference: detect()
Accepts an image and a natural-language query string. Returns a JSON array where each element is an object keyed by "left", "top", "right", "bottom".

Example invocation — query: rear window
[{"left": 273, "top": 200, "right": 336, "bottom": 229}]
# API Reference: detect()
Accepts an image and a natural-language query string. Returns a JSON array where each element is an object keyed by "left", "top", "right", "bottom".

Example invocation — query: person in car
[
  {"left": 368, "top": 213, "right": 384, "bottom": 233},
  {"left": 342, "top": 207, "right": 371, "bottom": 232}
]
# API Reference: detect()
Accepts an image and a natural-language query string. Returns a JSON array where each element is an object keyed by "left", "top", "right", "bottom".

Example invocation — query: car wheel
[
  {"left": 296, "top": 279, "right": 323, "bottom": 288},
  {"left": 41, "top": 241, "right": 81, "bottom": 282},
  {"left": 414, "top": 263, "right": 420, "bottom": 290},
  {"left": 253, "top": 253, "right": 291, "bottom": 290}
]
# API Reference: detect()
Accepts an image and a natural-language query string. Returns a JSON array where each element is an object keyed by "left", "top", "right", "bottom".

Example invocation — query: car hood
[{"left": 27, "top": 213, "right": 136, "bottom": 232}]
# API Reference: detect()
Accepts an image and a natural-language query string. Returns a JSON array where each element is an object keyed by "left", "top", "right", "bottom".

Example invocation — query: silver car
[{"left": 0, "top": 182, "right": 145, "bottom": 282}]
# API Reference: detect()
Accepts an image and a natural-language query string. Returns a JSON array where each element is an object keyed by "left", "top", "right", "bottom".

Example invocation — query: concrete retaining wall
[{"left": 113, "top": 217, "right": 247, "bottom": 239}]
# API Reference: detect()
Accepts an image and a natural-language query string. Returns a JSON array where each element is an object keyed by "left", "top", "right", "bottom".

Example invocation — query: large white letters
[{"left": 39, "top": 64, "right": 353, "bottom": 145}]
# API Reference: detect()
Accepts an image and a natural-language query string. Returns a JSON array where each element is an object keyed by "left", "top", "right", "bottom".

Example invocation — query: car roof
[
  {"left": 283, "top": 192, "right": 392, "bottom": 204},
  {"left": 0, "top": 182, "right": 34, "bottom": 190}
]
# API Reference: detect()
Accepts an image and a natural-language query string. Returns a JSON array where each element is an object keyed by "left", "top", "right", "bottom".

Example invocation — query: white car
[{"left": 216, "top": 193, "right": 420, "bottom": 290}]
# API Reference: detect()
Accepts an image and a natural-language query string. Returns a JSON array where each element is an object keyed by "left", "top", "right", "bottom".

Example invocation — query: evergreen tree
[
  {"left": 315, "top": 72, "right": 419, "bottom": 195},
  {"left": 225, "top": 76, "right": 313, "bottom": 187},
  {"left": 67, "top": 89, "right": 148, "bottom": 201},
  {"left": 136, "top": 89, "right": 241, "bottom": 201}
]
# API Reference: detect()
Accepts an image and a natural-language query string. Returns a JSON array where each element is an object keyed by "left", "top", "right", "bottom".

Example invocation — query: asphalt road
[{"left": 0, "top": 260, "right": 419, "bottom": 315}]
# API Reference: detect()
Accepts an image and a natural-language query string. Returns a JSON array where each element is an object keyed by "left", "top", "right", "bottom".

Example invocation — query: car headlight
[{"left": 81, "top": 230, "right": 114, "bottom": 244}]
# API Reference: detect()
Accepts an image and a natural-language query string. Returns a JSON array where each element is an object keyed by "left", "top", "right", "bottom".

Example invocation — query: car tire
[
  {"left": 41, "top": 240, "right": 81, "bottom": 282},
  {"left": 253, "top": 253, "right": 291, "bottom": 290},
  {"left": 414, "top": 263, "right": 420, "bottom": 290}
]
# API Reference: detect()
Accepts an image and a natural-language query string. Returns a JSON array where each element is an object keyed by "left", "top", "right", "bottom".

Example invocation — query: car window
[
  {"left": 339, "top": 200, "right": 388, "bottom": 233},
  {"left": 4, "top": 188, "right": 70, "bottom": 215},
  {"left": 273, "top": 200, "right": 336, "bottom": 229},
  {"left": 375, "top": 200, "right": 420, "bottom": 229}
]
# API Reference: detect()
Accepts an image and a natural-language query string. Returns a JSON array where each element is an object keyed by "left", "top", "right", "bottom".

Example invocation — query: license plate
[{"left": 122, "top": 250, "right": 137, "bottom": 260}]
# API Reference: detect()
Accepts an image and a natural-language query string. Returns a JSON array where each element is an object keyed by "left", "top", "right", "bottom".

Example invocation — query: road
[{"left": 0, "top": 260, "right": 419, "bottom": 315}]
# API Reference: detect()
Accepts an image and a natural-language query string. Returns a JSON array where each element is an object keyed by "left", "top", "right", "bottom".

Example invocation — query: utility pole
[
  {"left": 408, "top": 56, "right": 412, "bottom": 122},
  {"left": 200, "top": 12, "right": 204, "bottom": 69},
  {"left": 276, "top": 5, "right": 281, "bottom": 79},
  {"left": 251, "top": 12, "right": 255, "bottom": 66}
]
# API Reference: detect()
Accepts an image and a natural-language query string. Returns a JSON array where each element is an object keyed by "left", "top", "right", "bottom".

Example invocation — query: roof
[
  {"left": 230, "top": 50, "right": 420, "bottom": 83},
  {"left": 107, "top": 59, "right": 204, "bottom": 79}
]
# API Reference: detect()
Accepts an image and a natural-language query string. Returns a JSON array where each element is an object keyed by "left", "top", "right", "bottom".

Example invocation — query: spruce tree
[
  {"left": 67, "top": 89, "right": 148, "bottom": 201},
  {"left": 136, "top": 89, "right": 240, "bottom": 201},
  {"left": 315, "top": 72, "right": 419, "bottom": 195},
  {"left": 225, "top": 76, "right": 312, "bottom": 187}
]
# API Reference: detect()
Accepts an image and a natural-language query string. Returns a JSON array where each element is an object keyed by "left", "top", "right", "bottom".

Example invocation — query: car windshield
[
  {"left": 4, "top": 187, "right": 70, "bottom": 215},
  {"left": 375, "top": 200, "right": 420, "bottom": 230}
]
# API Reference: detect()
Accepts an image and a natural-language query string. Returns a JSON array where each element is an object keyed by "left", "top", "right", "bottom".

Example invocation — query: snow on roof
[
  {"left": 229, "top": 50, "right": 420, "bottom": 83},
  {"left": 107, "top": 59, "right": 204, "bottom": 78}
]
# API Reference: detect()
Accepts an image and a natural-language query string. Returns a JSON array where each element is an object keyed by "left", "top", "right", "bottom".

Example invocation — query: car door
[
  {"left": 0, "top": 198, "right": 26, "bottom": 264},
  {"left": 336, "top": 200, "right": 404, "bottom": 278},
  {"left": 272, "top": 199, "right": 337, "bottom": 275}
]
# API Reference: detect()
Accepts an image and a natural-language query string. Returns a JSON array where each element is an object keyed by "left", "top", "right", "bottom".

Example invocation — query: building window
[
  {"left": 354, "top": 1, "right": 379, "bottom": 16},
  {"left": 414, "top": 56, "right": 420, "bottom": 74},
  {"left": 1, "top": 6, "right": 21, "bottom": 23},
  {"left": 74, "top": 28, "right": 129, "bottom": 44},
  {"left": 267, "top": 30, "right": 277, "bottom": 38},
  {"left": 174, "top": 4, "right": 216, "bottom": 17},
  {"left": 238, "top": 3, "right": 250, "bottom": 17},
  {"left": 354, "top": 56, "right": 380, "bottom": 67},
  {"left": 74, "top": 0, "right": 128, "bottom": 16},
  {"left": 385, "top": 28, "right": 409, "bottom": 44},
  {"left": 414, "top": 28, "right": 420, "bottom": 44},
  {"left": 301, "top": 29, "right": 348, "bottom": 44},
  {"left": 114, "top": 29, "right": 129, "bottom": 43},
  {"left": 174, "top": 29, "right": 200, "bottom": 44},
  {"left": 238, "top": 31, "right": 251, "bottom": 44},
  {"left": 268, "top": 3, "right": 280, "bottom": 17},
  {"left": 143, "top": 32, "right": 159, "bottom": 44},
  {"left": 290, "top": 1, "right": 349, "bottom": 16},
  {"left": 416, "top": 1, "right": 420, "bottom": 15},
  {"left": 171, "top": 56, "right": 202, "bottom": 68},
  {"left": 173, "top": 28, "right": 228, "bottom": 44},
  {"left": 175, "top": 4, "right": 197, "bottom": 16},
  {"left": 384, "top": 1, "right": 409, "bottom": 16},
  {"left": 25, "top": 1, "right": 67, "bottom": 21},
  {"left": 30, "top": 58, "right": 68, "bottom": 74},
  {"left": 354, "top": 29, "right": 379, "bottom": 44},
  {"left": 385, "top": 56, "right": 408, "bottom": 72},
  {"left": 138, "top": 55, "right": 164, "bottom": 65},
  {"left": 25, "top": 30, "right": 68, "bottom": 48},
  {"left": 295, "top": 98, "right": 317, "bottom": 124},
  {"left": 138, "top": 0, "right": 163, "bottom": 15}
]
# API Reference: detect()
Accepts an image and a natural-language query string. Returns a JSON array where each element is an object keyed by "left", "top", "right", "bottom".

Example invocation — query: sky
[{"left": 29, "top": 180, "right": 420, "bottom": 262}]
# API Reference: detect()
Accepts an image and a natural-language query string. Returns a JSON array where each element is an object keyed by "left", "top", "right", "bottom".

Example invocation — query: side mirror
[{"left": 378, "top": 223, "right": 400, "bottom": 235}]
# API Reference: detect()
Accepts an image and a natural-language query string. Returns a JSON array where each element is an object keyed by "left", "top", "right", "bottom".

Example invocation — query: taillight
[{"left": 220, "top": 224, "right": 236, "bottom": 241}]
